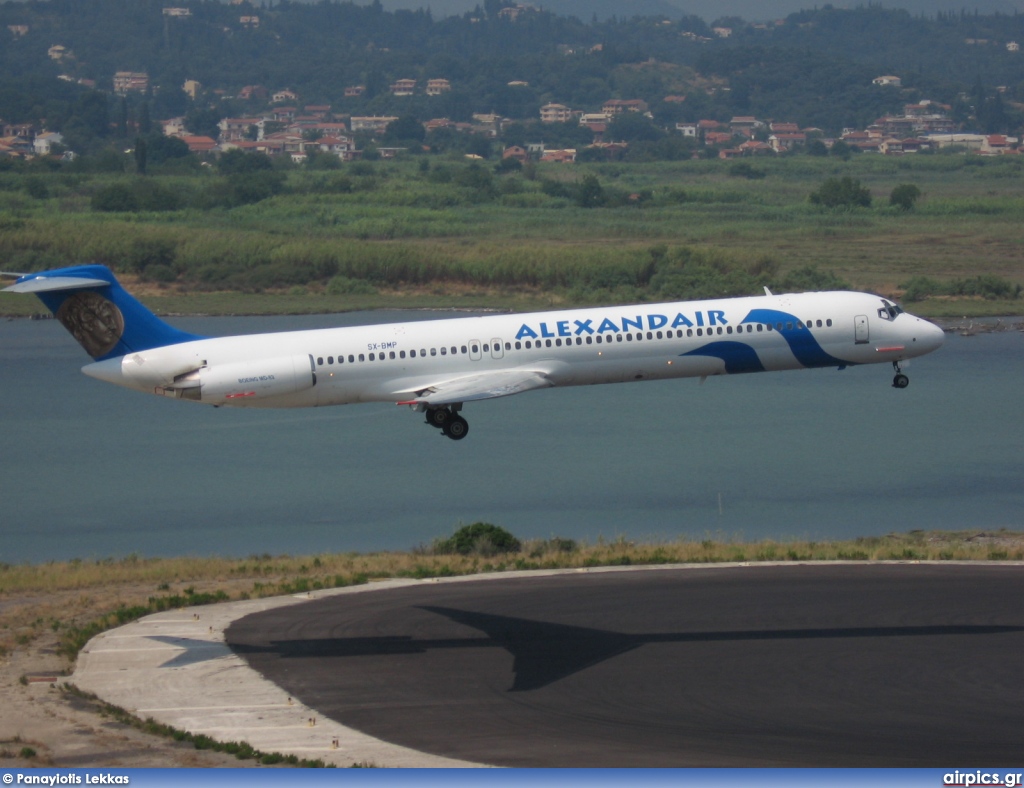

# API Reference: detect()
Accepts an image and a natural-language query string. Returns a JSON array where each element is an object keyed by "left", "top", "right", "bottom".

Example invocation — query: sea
[{"left": 1, "top": 311, "right": 1021, "bottom": 564}]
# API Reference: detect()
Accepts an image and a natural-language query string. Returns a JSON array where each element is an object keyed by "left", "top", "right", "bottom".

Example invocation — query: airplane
[{"left": 2, "top": 264, "right": 944, "bottom": 440}]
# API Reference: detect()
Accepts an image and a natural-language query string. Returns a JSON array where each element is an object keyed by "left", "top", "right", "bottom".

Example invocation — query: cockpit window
[{"left": 877, "top": 300, "right": 904, "bottom": 321}]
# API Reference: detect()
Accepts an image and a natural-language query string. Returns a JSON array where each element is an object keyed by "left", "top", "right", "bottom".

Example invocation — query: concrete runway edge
[{"left": 70, "top": 561, "right": 1019, "bottom": 768}]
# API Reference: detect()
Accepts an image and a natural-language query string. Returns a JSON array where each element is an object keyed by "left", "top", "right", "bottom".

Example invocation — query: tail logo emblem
[{"left": 56, "top": 291, "right": 125, "bottom": 357}]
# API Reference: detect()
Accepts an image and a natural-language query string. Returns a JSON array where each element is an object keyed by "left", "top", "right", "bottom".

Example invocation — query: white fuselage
[{"left": 81, "top": 290, "right": 944, "bottom": 411}]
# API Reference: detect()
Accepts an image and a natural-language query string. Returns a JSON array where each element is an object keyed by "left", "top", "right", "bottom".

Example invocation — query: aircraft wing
[{"left": 394, "top": 369, "right": 554, "bottom": 406}]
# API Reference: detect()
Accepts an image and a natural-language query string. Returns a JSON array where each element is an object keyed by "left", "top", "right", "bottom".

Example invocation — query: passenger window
[
  {"left": 515, "top": 341, "right": 522, "bottom": 350},
  {"left": 576, "top": 337, "right": 583, "bottom": 345},
  {"left": 368, "top": 353, "right": 374, "bottom": 361},
  {"left": 440, "top": 347, "right": 446, "bottom": 355},
  {"left": 317, "top": 357, "right": 324, "bottom": 366},
  {"left": 826, "top": 319, "right": 833, "bottom": 327},
  {"left": 431, "top": 348, "right": 437, "bottom": 356},
  {"left": 327, "top": 357, "right": 333, "bottom": 364},
  {"left": 545, "top": 339, "right": 552, "bottom": 347},
  {"left": 756, "top": 324, "right": 763, "bottom": 332},
  {"left": 389, "top": 351, "right": 396, "bottom": 359},
  {"left": 482, "top": 344, "right": 488, "bottom": 352},
  {"left": 595, "top": 335, "right": 602, "bottom": 344},
  {"left": 687, "top": 329, "right": 693, "bottom": 337},
  {"left": 358, "top": 353, "right": 365, "bottom": 362},
  {"left": 348, "top": 355, "right": 355, "bottom": 363},
  {"left": 555, "top": 338, "right": 562, "bottom": 347},
  {"left": 726, "top": 326, "right": 733, "bottom": 335},
  {"left": 616, "top": 334, "right": 623, "bottom": 342},
  {"left": 586, "top": 336, "right": 593, "bottom": 344}
]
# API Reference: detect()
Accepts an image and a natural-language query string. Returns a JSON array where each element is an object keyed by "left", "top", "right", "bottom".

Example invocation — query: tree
[
  {"left": 384, "top": 115, "right": 426, "bottom": 143},
  {"left": 133, "top": 136, "right": 147, "bottom": 175},
  {"left": 574, "top": 174, "right": 605, "bottom": 208},
  {"left": 890, "top": 183, "right": 921, "bottom": 211},
  {"left": 809, "top": 176, "right": 872, "bottom": 208}
]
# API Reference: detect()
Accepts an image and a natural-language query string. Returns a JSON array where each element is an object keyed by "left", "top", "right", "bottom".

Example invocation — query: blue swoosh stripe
[
  {"left": 741, "top": 308, "right": 846, "bottom": 368},
  {"left": 682, "top": 341, "right": 765, "bottom": 374}
]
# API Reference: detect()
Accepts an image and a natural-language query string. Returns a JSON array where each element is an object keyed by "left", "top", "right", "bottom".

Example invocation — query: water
[{"left": 1, "top": 312, "right": 1021, "bottom": 563}]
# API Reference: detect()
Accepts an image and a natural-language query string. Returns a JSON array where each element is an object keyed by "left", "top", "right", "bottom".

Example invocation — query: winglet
[{"left": 764, "top": 286, "right": 773, "bottom": 296}]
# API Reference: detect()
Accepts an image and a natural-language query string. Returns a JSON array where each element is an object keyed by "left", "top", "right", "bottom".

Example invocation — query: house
[
  {"left": 471, "top": 114, "right": 504, "bottom": 135},
  {"left": 182, "top": 80, "right": 201, "bottom": 99},
  {"left": 161, "top": 117, "right": 186, "bottom": 137},
  {"left": 540, "top": 148, "right": 576, "bottom": 163},
  {"left": 873, "top": 75, "right": 902, "bottom": 87},
  {"left": 540, "top": 103, "right": 573, "bottom": 123},
  {"left": 181, "top": 136, "right": 217, "bottom": 153},
  {"left": 349, "top": 116, "right": 398, "bottom": 133},
  {"left": 272, "top": 89, "right": 298, "bottom": 104},
  {"left": 344, "top": 86, "right": 365, "bottom": 98},
  {"left": 390, "top": 79, "right": 417, "bottom": 96},
  {"left": 729, "top": 116, "right": 763, "bottom": 136},
  {"left": 4, "top": 122, "right": 35, "bottom": 139},
  {"left": 162, "top": 7, "right": 191, "bottom": 16},
  {"left": 33, "top": 132, "right": 63, "bottom": 156},
  {"left": 218, "top": 118, "right": 258, "bottom": 142},
  {"left": 313, "top": 136, "right": 355, "bottom": 157},
  {"left": 984, "top": 134, "right": 1018, "bottom": 154},
  {"left": 676, "top": 122, "right": 698, "bottom": 138},
  {"left": 8, "top": 25, "right": 29, "bottom": 37},
  {"left": 1009, "top": 42, "right": 1020, "bottom": 52},
  {"left": 738, "top": 140, "right": 773, "bottom": 155},
  {"left": 769, "top": 122, "right": 800, "bottom": 134},
  {"left": 502, "top": 145, "right": 528, "bottom": 162},
  {"left": 113, "top": 72, "right": 148, "bottom": 95},
  {"left": 704, "top": 131, "right": 733, "bottom": 146},
  {"left": 713, "top": 27, "right": 732, "bottom": 37},
  {"left": 377, "top": 147, "right": 407, "bottom": 159},
  {"left": 48, "top": 45, "right": 68, "bottom": 61},
  {"left": 602, "top": 99, "right": 648, "bottom": 115},
  {"left": 238, "top": 85, "right": 268, "bottom": 101},
  {"left": 769, "top": 132, "right": 806, "bottom": 152},
  {"left": 304, "top": 105, "right": 331, "bottom": 119},
  {"left": 663, "top": 95, "right": 686, "bottom": 103},
  {"left": 425, "top": 118, "right": 456, "bottom": 132},
  {"left": 270, "top": 107, "right": 296, "bottom": 123},
  {"left": 426, "top": 79, "right": 451, "bottom": 96},
  {"left": 239, "top": 16, "right": 259, "bottom": 28}
]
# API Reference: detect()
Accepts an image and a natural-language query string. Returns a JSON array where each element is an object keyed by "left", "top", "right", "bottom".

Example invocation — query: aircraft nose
[{"left": 917, "top": 318, "right": 945, "bottom": 354}]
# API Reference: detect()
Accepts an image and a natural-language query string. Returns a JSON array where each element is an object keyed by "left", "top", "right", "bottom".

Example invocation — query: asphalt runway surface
[{"left": 225, "top": 565, "right": 1024, "bottom": 766}]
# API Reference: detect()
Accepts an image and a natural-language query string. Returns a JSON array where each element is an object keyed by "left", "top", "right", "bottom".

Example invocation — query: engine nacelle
[{"left": 164, "top": 355, "right": 317, "bottom": 405}]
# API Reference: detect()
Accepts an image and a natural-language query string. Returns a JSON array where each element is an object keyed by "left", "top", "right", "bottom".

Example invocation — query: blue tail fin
[{"left": 3, "top": 265, "right": 201, "bottom": 361}]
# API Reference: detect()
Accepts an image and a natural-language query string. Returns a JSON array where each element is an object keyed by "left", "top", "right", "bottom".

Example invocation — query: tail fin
[{"left": 3, "top": 265, "right": 201, "bottom": 361}]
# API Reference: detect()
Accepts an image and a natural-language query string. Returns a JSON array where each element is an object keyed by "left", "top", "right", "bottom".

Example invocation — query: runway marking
[{"left": 137, "top": 704, "right": 295, "bottom": 712}]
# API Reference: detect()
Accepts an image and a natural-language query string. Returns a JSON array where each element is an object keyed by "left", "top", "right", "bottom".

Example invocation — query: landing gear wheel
[
  {"left": 442, "top": 415, "right": 469, "bottom": 441},
  {"left": 893, "top": 373, "right": 909, "bottom": 389},
  {"left": 426, "top": 407, "right": 451, "bottom": 429}
]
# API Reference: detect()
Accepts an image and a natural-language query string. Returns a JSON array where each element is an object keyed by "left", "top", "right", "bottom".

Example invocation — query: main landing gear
[
  {"left": 892, "top": 361, "right": 909, "bottom": 389},
  {"left": 426, "top": 404, "right": 469, "bottom": 440}
]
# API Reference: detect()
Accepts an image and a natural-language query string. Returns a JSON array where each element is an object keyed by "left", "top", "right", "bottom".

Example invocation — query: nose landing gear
[
  {"left": 892, "top": 361, "right": 909, "bottom": 389},
  {"left": 425, "top": 405, "right": 469, "bottom": 440}
]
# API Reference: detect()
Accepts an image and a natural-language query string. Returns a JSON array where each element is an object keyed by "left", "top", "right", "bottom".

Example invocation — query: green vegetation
[
  {"left": 0, "top": 155, "right": 1021, "bottom": 318},
  {"left": 432, "top": 522, "right": 523, "bottom": 556}
]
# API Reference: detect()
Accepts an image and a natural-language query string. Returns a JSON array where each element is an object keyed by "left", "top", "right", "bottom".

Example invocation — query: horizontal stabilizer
[
  {"left": 3, "top": 275, "right": 111, "bottom": 294},
  {"left": 395, "top": 369, "right": 553, "bottom": 405}
]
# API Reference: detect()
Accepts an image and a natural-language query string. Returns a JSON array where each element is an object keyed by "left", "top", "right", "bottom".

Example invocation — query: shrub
[
  {"left": 433, "top": 523, "right": 521, "bottom": 556},
  {"left": 809, "top": 176, "right": 872, "bottom": 208},
  {"left": 890, "top": 183, "right": 922, "bottom": 210}
]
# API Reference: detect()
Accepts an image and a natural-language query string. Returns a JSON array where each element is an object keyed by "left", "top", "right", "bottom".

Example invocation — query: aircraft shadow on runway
[{"left": 224, "top": 606, "right": 1024, "bottom": 692}]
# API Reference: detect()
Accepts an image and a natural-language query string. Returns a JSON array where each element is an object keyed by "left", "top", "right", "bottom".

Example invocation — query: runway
[{"left": 225, "top": 564, "right": 1024, "bottom": 767}]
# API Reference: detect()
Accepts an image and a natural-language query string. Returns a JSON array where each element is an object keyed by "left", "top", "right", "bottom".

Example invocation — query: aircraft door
[
  {"left": 854, "top": 315, "right": 869, "bottom": 344},
  {"left": 490, "top": 338, "right": 504, "bottom": 360},
  {"left": 469, "top": 340, "right": 482, "bottom": 361}
]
